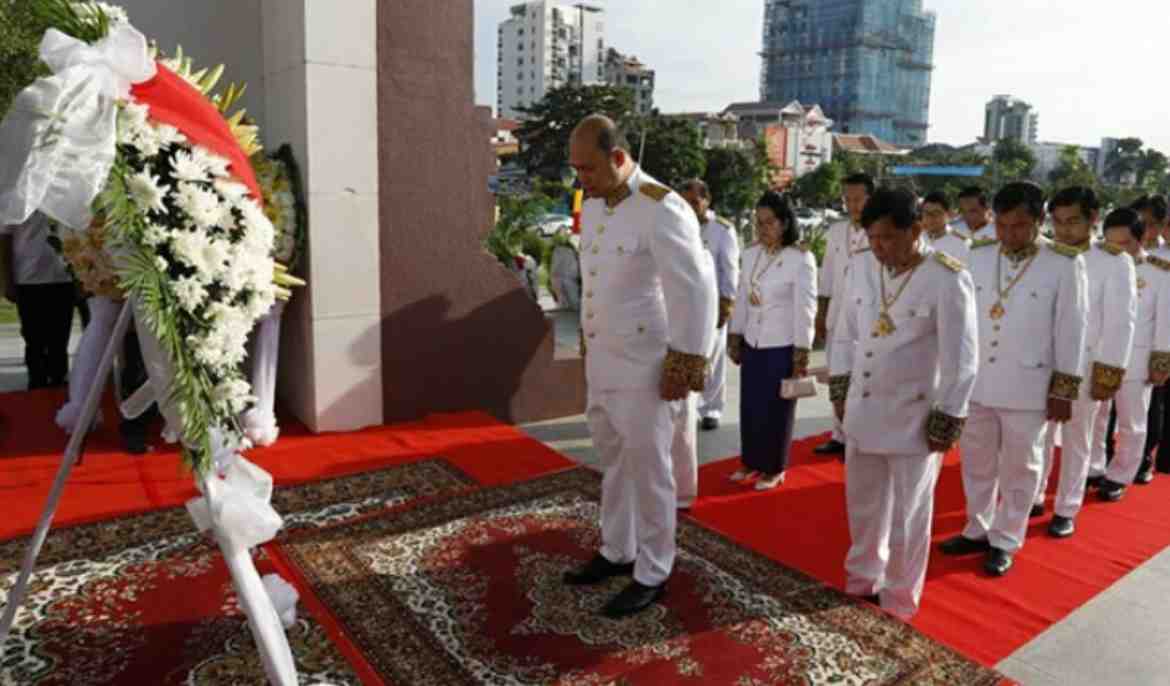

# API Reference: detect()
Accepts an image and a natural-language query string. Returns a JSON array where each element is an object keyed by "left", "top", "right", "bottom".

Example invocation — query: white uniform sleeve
[
  {"left": 1154, "top": 271, "right": 1170, "bottom": 358},
  {"left": 829, "top": 261, "right": 859, "bottom": 377},
  {"left": 718, "top": 224, "right": 741, "bottom": 300},
  {"left": 1095, "top": 256, "right": 1137, "bottom": 372},
  {"left": 729, "top": 247, "right": 750, "bottom": 336},
  {"left": 651, "top": 196, "right": 718, "bottom": 357},
  {"left": 936, "top": 268, "right": 979, "bottom": 418},
  {"left": 1053, "top": 254, "right": 1089, "bottom": 390},
  {"left": 793, "top": 249, "right": 817, "bottom": 350}
]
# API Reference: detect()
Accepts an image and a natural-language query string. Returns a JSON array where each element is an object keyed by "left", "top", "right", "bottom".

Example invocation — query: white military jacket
[
  {"left": 955, "top": 219, "right": 996, "bottom": 244},
  {"left": 967, "top": 240, "right": 1088, "bottom": 411},
  {"left": 1128, "top": 251, "right": 1170, "bottom": 382},
  {"left": 924, "top": 226, "right": 971, "bottom": 266},
  {"left": 1070, "top": 242, "right": 1136, "bottom": 397},
  {"left": 820, "top": 218, "right": 870, "bottom": 333},
  {"left": 830, "top": 249, "right": 979, "bottom": 455},
  {"left": 700, "top": 211, "right": 741, "bottom": 303},
  {"left": 729, "top": 243, "right": 817, "bottom": 350},
  {"left": 579, "top": 166, "right": 718, "bottom": 392}
]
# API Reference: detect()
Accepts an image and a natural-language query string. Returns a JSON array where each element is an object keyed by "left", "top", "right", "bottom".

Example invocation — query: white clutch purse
[{"left": 780, "top": 377, "right": 818, "bottom": 400}]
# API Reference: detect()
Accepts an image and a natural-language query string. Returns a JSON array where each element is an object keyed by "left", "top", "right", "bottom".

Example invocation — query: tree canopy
[
  {"left": 515, "top": 84, "right": 635, "bottom": 179},
  {"left": 629, "top": 114, "right": 706, "bottom": 190}
]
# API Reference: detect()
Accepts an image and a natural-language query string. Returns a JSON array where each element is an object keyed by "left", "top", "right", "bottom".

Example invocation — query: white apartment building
[{"left": 497, "top": 1, "right": 605, "bottom": 120}]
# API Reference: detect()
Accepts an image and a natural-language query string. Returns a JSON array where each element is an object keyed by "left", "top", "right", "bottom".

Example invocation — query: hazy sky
[{"left": 474, "top": 0, "right": 1170, "bottom": 153}]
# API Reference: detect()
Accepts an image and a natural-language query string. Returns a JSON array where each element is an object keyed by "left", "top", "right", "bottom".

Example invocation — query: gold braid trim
[
  {"left": 664, "top": 348, "right": 709, "bottom": 392},
  {"left": 1150, "top": 351, "right": 1170, "bottom": 376},
  {"left": 579, "top": 329, "right": 587, "bottom": 357},
  {"left": 926, "top": 409, "right": 966, "bottom": 446},
  {"left": 718, "top": 297, "right": 734, "bottom": 326},
  {"left": 793, "top": 347, "right": 810, "bottom": 372},
  {"left": 1091, "top": 362, "right": 1125, "bottom": 394},
  {"left": 1048, "top": 371, "right": 1082, "bottom": 401},
  {"left": 828, "top": 374, "right": 851, "bottom": 404},
  {"left": 728, "top": 333, "right": 743, "bottom": 362}
]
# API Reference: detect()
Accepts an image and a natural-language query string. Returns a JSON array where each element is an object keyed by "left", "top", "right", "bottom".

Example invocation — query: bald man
[{"left": 562, "top": 115, "right": 718, "bottom": 617}]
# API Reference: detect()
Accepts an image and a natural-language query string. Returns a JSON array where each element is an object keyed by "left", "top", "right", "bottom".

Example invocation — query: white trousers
[
  {"left": 824, "top": 334, "right": 843, "bottom": 441},
  {"left": 959, "top": 403, "right": 1048, "bottom": 553},
  {"left": 844, "top": 443, "right": 942, "bottom": 620},
  {"left": 671, "top": 392, "right": 698, "bottom": 507},
  {"left": 553, "top": 275, "right": 580, "bottom": 311},
  {"left": 1103, "top": 382, "right": 1153, "bottom": 486},
  {"left": 1037, "top": 397, "right": 1102, "bottom": 517},
  {"left": 241, "top": 300, "right": 286, "bottom": 447},
  {"left": 588, "top": 388, "right": 678, "bottom": 586},
  {"left": 55, "top": 296, "right": 120, "bottom": 434},
  {"left": 699, "top": 324, "right": 727, "bottom": 419}
]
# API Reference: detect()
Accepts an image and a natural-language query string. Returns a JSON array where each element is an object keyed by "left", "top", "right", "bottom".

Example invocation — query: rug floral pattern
[
  {"left": 0, "top": 458, "right": 475, "bottom": 685},
  {"left": 279, "top": 468, "right": 1005, "bottom": 686}
]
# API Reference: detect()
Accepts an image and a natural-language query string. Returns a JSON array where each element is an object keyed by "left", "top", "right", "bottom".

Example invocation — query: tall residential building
[
  {"left": 984, "top": 95, "right": 1038, "bottom": 145},
  {"left": 496, "top": 1, "right": 605, "bottom": 120},
  {"left": 603, "top": 48, "right": 655, "bottom": 115},
  {"left": 759, "top": 0, "right": 936, "bottom": 148}
]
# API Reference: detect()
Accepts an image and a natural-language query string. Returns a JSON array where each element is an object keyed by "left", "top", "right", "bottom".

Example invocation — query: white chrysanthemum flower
[
  {"left": 135, "top": 131, "right": 162, "bottom": 158},
  {"left": 211, "top": 377, "right": 254, "bottom": 414},
  {"left": 202, "top": 236, "right": 233, "bottom": 280},
  {"left": 238, "top": 200, "right": 276, "bottom": 252},
  {"left": 155, "top": 256, "right": 169, "bottom": 272},
  {"left": 154, "top": 124, "right": 187, "bottom": 149},
  {"left": 174, "top": 182, "right": 226, "bottom": 229},
  {"left": 72, "top": 2, "right": 129, "bottom": 26},
  {"left": 214, "top": 179, "right": 249, "bottom": 204},
  {"left": 245, "top": 289, "right": 277, "bottom": 321},
  {"left": 171, "top": 150, "right": 209, "bottom": 183},
  {"left": 127, "top": 167, "right": 169, "bottom": 214},
  {"left": 142, "top": 222, "right": 170, "bottom": 247},
  {"left": 191, "top": 147, "right": 231, "bottom": 178},
  {"left": 171, "top": 230, "right": 213, "bottom": 275},
  {"left": 117, "top": 102, "right": 150, "bottom": 140},
  {"left": 172, "top": 275, "right": 209, "bottom": 313}
]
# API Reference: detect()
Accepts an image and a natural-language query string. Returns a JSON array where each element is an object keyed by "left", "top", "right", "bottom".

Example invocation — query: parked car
[{"left": 533, "top": 213, "right": 573, "bottom": 237}]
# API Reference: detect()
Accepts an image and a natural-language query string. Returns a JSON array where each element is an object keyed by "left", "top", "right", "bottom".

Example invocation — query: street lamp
[{"left": 572, "top": 3, "right": 601, "bottom": 85}]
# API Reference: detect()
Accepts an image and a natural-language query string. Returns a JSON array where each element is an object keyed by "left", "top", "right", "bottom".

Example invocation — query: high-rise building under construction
[{"left": 760, "top": 0, "right": 936, "bottom": 147}]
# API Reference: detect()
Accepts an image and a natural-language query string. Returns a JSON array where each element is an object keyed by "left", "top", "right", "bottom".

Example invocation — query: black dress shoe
[
  {"left": 563, "top": 554, "right": 635, "bottom": 586},
  {"left": 1098, "top": 479, "right": 1126, "bottom": 502},
  {"left": 1136, "top": 461, "right": 1155, "bottom": 485},
  {"left": 124, "top": 434, "right": 150, "bottom": 455},
  {"left": 1086, "top": 474, "right": 1105, "bottom": 490},
  {"left": 602, "top": 579, "right": 665, "bottom": 618},
  {"left": 855, "top": 593, "right": 880, "bottom": 606},
  {"left": 814, "top": 439, "right": 846, "bottom": 455},
  {"left": 1048, "top": 515, "right": 1075, "bottom": 538},
  {"left": 984, "top": 547, "right": 1013, "bottom": 577},
  {"left": 1029, "top": 503, "right": 1045, "bottom": 518},
  {"left": 939, "top": 535, "right": 992, "bottom": 556},
  {"left": 699, "top": 417, "right": 719, "bottom": 431}
]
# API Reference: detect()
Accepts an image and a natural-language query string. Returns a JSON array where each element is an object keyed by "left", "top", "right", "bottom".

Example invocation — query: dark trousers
[
  {"left": 120, "top": 325, "right": 159, "bottom": 445},
  {"left": 15, "top": 282, "right": 76, "bottom": 390},
  {"left": 1106, "top": 385, "right": 1170, "bottom": 472},
  {"left": 739, "top": 343, "right": 797, "bottom": 475}
]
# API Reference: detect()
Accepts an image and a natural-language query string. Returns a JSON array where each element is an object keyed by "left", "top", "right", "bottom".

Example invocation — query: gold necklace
[
  {"left": 989, "top": 246, "right": 1038, "bottom": 320},
  {"left": 748, "top": 244, "right": 783, "bottom": 306},
  {"left": 874, "top": 253, "right": 924, "bottom": 337}
]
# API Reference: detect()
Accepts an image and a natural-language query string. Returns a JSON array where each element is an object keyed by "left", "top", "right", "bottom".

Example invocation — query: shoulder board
[
  {"left": 1147, "top": 255, "right": 1170, "bottom": 272},
  {"left": 971, "top": 239, "right": 998, "bottom": 249},
  {"left": 1098, "top": 242, "right": 1124, "bottom": 257},
  {"left": 933, "top": 251, "right": 965, "bottom": 273},
  {"left": 639, "top": 183, "right": 670, "bottom": 202},
  {"left": 1048, "top": 242, "right": 1079, "bottom": 259},
  {"left": 715, "top": 216, "right": 734, "bottom": 229}
]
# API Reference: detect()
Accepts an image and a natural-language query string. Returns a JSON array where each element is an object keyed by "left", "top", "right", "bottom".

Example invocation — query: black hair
[
  {"left": 993, "top": 181, "right": 1046, "bottom": 220},
  {"left": 682, "top": 178, "right": 710, "bottom": 199},
  {"left": 756, "top": 191, "right": 800, "bottom": 246},
  {"left": 860, "top": 188, "right": 920, "bottom": 230},
  {"left": 1103, "top": 207, "right": 1145, "bottom": 242},
  {"left": 842, "top": 173, "right": 875, "bottom": 196},
  {"left": 922, "top": 191, "right": 950, "bottom": 212},
  {"left": 1049, "top": 186, "right": 1100, "bottom": 220},
  {"left": 1135, "top": 194, "right": 1170, "bottom": 222},
  {"left": 958, "top": 185, "right": 989, "bottom": 207}
]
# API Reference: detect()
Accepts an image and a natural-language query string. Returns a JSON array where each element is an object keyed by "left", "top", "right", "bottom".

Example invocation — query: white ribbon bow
[{"left": 0, "top": 24, "right": 156, "bottom": 229}]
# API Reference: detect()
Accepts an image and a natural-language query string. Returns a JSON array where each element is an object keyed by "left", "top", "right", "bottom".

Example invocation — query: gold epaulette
[
  {"left": 933, "top": 250, "right": 965, "bottom": 273},
  {"left": 1049, "top": 242, "right": 1079, "bottom": 259},
  {"left": 1148, "top": 255, "right": 1170, "bottom": 272},
  {"left": 1098, "top": 242, "right": 1124, "bottom": 257},
  {"left": 639, "top": 183, "right": 670, "bottom": 202},
  {"left": 716, "top": 216, "right": 734, "bottom": 229},
  {"left": 971, "top": 238, "right": 998, "bottom": 249}
]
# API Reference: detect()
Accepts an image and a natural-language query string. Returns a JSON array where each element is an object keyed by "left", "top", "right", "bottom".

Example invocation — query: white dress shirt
[
  {"left": 924, "top": 226, "right": 971, "bottom": 266},
  {"left": 820, "top": 218, "right": 869, "bottom": 333},
  {"left": 730, "top": 243, "right": 817, "bottom": 350},
  {"left": 700, "top": 211, "right": 741, "bottom": 303},
  {"left": 2, "top": 212, "right": 71, "bottom": 285}
]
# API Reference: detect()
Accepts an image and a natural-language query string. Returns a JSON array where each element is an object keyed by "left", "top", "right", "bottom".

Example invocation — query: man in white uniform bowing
[
  {"left": 563, "top": 115, "right": 718, "bottom": 618},
  {"left": 940, "top": 181, "right": 1088, "bottom": 577},
  {"left": 830, "top": 188, "right": 978, "bottom": 619}
]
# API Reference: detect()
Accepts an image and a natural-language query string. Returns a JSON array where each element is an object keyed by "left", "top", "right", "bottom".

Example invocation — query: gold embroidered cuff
[
  {"left": 793, "top": 347, "right": 810, "bottom": 372},
  {"left": 828, "top": 374, "right": 851, "bottom": 404},
  {"left": 664, "top": 348, "right": 709, "bottom": 392},
  {"left": 1151, "top": 351, "right": 1170, "bottom": 376},
  {"left": 926, "top": 409, "right": 966, "bottom": 446},
  {"left": 1091, "top": 362, "right": 1125, "bottom": 393},
  {"left": 1048, "top": 372, "right": 1082, "bottom": 401},
  {"left": 728, "top": 334, "right": 743, "bottom": 361},
  {"left": 718, "top": 297, "right": 734, "bottom": 325},
  {"left": 579, "top": 329, "right": 586, "bottom": 357}
]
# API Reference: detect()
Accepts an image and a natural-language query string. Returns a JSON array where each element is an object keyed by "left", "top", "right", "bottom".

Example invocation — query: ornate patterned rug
[
  {"left": 0, "top": 458, "right": 475, "bottom": 685},
  {"left": 277, "top": 468, "right": 1006, "bottom": 686}
]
